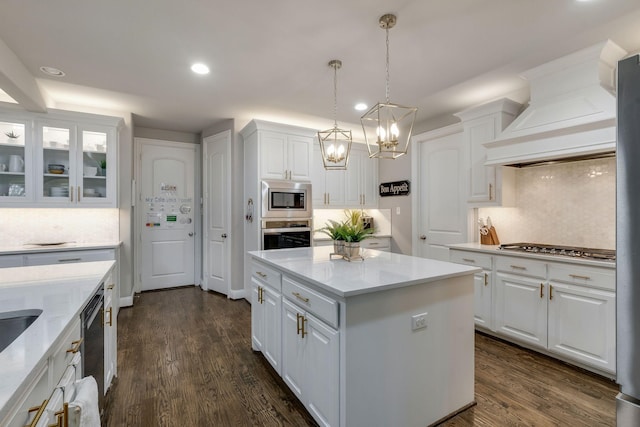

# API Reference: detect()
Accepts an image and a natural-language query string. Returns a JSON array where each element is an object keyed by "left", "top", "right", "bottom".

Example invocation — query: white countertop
[
  {"left": 0, "top": 261, "right": 115, "bottom": 418},
  {"left": 0, "top": 241, "right": 121, "bottom": 255},
  {"left": 249, "top": 246, "right": 480, "bottom": 298},
  {"left": 448, "top": 243, "right": 616, "bottom": 269}
]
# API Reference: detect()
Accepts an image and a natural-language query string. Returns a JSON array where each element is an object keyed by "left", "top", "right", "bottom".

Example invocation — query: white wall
[{"left": 378, "top": 153, "right": 413, "bottom": 254}]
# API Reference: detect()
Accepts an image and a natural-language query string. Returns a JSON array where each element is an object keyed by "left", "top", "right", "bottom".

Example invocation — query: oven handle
[{"left": 262, "top": 227, "right": 311, "bottom": 234}]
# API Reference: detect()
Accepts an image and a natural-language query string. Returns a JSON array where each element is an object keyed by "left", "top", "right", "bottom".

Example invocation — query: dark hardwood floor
[{"left": 104, "top": 286, "right": 618, "bottom": 427}]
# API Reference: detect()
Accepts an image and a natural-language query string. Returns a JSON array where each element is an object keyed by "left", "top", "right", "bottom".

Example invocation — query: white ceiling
[{"left": 1, "top": 0, "right": 639, "bottom": 136}]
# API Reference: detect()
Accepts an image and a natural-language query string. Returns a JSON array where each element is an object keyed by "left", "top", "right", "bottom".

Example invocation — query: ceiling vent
[{"left": 484, "top": 40, "right": 627, "bottom": 166}]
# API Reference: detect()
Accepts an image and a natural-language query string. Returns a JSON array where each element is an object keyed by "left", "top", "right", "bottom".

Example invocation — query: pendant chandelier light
[
  {"left": 317, "top": 59, "right": 353, "bottom": 170},
  {"left": 361, "top": 14, "right": 417, "bottom": 160}
]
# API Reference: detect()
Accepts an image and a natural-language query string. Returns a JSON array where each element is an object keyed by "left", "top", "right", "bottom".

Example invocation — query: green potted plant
[
  {"left": 317, "top": 219, "right": 348, "bottom": 255},
  {"left": 99, "top": 159, "right": 106, "bottom": 176},
  {"left": 342, "top": 209, "right": 375, "bottom": 258}
]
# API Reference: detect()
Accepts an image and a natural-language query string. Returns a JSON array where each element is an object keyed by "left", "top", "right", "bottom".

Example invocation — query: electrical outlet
[
  {"left": 411, "top": 312, "right": 428, "bottom": 331},
  {"left": 396, "top": 206, "right": 401, "bottom": 215}
]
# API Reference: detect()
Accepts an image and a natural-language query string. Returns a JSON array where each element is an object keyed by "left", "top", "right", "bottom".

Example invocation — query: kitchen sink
[{"left": 0, "top": 309, "right": 43, "bottom": 352}]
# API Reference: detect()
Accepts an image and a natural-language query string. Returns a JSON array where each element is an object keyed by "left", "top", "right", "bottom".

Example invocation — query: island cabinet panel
[
  {"left": 250, "top": 247, "right": 477, "bottom": 427},
  {"left": 250, "top": 273, "right": 282, "bottom": 375}
]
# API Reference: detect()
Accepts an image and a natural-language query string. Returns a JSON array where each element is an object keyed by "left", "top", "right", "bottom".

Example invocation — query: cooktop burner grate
[{"left": 498, "top": 243, "right": 616, "bottom": 261}]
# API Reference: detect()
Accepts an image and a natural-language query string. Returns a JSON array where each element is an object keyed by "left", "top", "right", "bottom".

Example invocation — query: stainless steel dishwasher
[{"left": 81, "top": 284, "right": 105, "bottom": 413}]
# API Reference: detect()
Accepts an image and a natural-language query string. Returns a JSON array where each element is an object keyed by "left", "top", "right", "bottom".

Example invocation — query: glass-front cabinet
[
  {"left": 0, "top": 119, "right": 31, "bottom": 201},
  {"left": 0, "top": 107, "right": 120, "bottom": 207}
]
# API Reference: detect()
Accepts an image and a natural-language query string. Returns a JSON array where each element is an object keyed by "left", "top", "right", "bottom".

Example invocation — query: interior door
[
  {"left": 414, "top": 128, "right": 468, "bottom": 261},
  {"left": 139, "top": 139, "right": 196, "bottom": 291},
  {"left": 202, "top": 131, "right": 230, "bottom": 295}
]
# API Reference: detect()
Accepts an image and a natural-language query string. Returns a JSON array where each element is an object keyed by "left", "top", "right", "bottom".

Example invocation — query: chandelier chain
[
  {"left": 385, "top": 26, "right": 390, "bottom": 104},
  {"left": 333, "top": 61, "right": 338, "bottom": 128}
]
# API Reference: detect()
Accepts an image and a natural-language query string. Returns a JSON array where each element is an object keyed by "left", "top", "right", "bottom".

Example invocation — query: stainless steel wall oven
[{"left": 262, "top": 219, "right": 312, "bottom": 250}]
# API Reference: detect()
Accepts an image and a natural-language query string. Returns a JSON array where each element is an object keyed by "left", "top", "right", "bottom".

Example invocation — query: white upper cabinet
[
  {"left": 455, "top": 99, "right": 521, "bottom": 206},
  {"left": 312, "top": 144, "right": 377, "bottom": 209},
  {"left": 0, "top": 107, "right": 121, "bottom": 207},
  {"left": 242, "top": 120, "right": 314, "bottom": 182}
]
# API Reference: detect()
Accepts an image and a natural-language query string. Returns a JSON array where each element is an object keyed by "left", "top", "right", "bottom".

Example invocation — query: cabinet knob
[
  {"left": 188, "top": 232, "right": 194, "bottom": 237},
  {"left": 221, "top": 233, "right": 227, "bottom": 238},
  {"left": 419, "top": 235, "right": 427, "bottom": 240}
]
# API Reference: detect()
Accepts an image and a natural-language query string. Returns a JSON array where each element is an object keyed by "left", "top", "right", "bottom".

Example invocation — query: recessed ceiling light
[
  {"left": 191, "top": 63, "right": 210, "bottom": 75},
  {"left": 40, "top": 66, "right": 65, "bottom": 77},
  {"left": 354, "top": 103, "right": 368, "bottom": 111}
]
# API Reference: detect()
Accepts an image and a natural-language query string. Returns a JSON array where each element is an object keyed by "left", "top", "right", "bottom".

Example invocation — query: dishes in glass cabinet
[{"left": 48, "top": 164, "right": 65, "bottom": 174}]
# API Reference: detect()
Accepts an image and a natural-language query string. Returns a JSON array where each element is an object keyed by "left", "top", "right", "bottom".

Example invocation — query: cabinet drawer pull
[
  {"left": 510, "top": 265, "right": 526, "bottom": 270},
  {"left": 569, "top": 274, "right": 591, "bottom": 280},
  {"left": 368, "top": 242, "right": 379, "bottom": 246},
  {"left": 78, "top": 186, "right": 81, "bottom": 202},
  {"left": 540, "top": 283, "right": 544, "bottom": 298},
  {"left": 26, "top": 399, "right": 49, "bottom": 427},
  {"left": 70, "top": 186, "right": 74, "bottom": 202},
  {"left": 258, "top": 286, "right": 263, "bottom": 304},
  {"left": 66, "top": 338, "right": 83, "bottom": 354},
  {"left": 462, "top": 258, "right": 475, "bottom": 263},
  {"left": 301, "top": 315, "right": 307, "bottom": 338},
  {"left": 489, "top": 183, "right": 493, "bottom": 201},
  {"left": 256, "top": 271, "right": 267, "bottom": 278},
  {"left": 51, "top": 402, "right": 69, "bottom": 427},
  {"left": 296, "top": 313, "right": 303, "bottom": 335},
  {"left": 549, "top": 285, "right": 554, "bottom": 300},
  {"left": 484, "top": 273, "right": 488, "bottom": 286},
  {"left": 106, "top": 307, "right": 113, "bottom": 327},
  {"left": 107, "top": 283, "right": 115, "bottom": 290},
  {"left": 292, "top": 292, "right": 309, "bottom": 303},
  {"left": 58, "top": 258, "right": 82, "bottom": 263}
]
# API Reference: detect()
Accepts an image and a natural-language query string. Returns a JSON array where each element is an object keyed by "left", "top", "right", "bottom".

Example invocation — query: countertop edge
[
  {"left": 448, "top": 243, "right": 616, "bottom": 269},
  {"left": 0, "top": 242, "right": 122, "bottom": 255}
]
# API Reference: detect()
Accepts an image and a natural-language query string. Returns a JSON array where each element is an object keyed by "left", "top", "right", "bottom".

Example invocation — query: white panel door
[
  {"left": 139, "top": 140, "right": 196, "bottom": 291},
  {"left": 203, "top": 131, "right": 230, "bottom": 295},
  {"left": 282, "top": 299, "right": 305, "bottom": 399},
  {"left": 287, "top": 135, "right": 312, "bottom": 181},
  {"left": 415, "top": 130, "right": 467, "bottom": 261}
]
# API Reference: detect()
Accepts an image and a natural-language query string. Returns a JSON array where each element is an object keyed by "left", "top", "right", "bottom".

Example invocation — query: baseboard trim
[
  {"left": 228, "top": 288, "right": 246, "bottom": 300},
  {"left": 120, "top": 295, "right": 134, "bottom": 307}
]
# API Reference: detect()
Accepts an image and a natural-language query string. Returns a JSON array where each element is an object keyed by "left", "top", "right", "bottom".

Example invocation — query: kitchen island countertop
[
  {"left": 0, "top": 261, "right": 115, "bottom": 421},
  {"left": 249, "top": 246, "right": 480, "bottom": 298}
]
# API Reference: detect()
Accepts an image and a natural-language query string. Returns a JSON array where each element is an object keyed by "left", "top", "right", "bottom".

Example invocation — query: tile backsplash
[
  {"left": 479, "top": 157, "right": 615, "bottom": 249},
  {"left": 0, "top": 208, "right": 119, "bottom": 246}
]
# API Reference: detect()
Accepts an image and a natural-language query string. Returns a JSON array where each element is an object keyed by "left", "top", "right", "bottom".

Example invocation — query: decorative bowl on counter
[{"left": 47, "top": 164, "right": 65, "bottom": 174}]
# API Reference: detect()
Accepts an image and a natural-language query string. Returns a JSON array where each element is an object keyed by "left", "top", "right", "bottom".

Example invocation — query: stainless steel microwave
[{"left": 261, "top": 180, "right": 312, "bottom": 219}]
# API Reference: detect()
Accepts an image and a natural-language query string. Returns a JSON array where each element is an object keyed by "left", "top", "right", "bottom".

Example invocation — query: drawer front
[
  {"left": 251, "top": 261, "right": 282, "bottom": 291},
  {"left": 548, "top": 263, "right": 615, "bottom": 291},
  {"left": 283, "top": 276, "right": 338, "bottom": 328},
  {"left": 450, "top": 250, "right": 492, "bottom": 270},
  {"left": 495, "top": 256, "right": 546, "bottom": 279},
  {"left": 24, "top": 249, "right": 115, "bottom": 266},
  {"left": 49, "top": 318, "right": 82, "bottom": 384},
  {"left": 361, "top": 237, "right": 390, "bottom": 251}
]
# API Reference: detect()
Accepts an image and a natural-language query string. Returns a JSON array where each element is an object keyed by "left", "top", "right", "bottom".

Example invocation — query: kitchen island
[{"left": 248, "top": 246, "right": 480, "bottom": 427}]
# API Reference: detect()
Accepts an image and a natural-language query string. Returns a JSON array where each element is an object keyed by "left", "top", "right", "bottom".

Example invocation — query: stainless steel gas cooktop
[{"left": 498, "top": 243, "right": 616, "bottom": 262}]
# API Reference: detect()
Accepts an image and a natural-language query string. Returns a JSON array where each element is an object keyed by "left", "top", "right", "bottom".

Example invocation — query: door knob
[
  {"left": 188, "top": 232, "right": 194, "bottom": 237},
  {"left": 221, "top": 233, "right": 227, "bottom": 238},
  {"left": 419, "top": 235, "right": 427, "bottom": 240}
]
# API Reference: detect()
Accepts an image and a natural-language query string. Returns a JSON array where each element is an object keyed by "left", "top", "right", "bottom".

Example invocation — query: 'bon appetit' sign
[{"left": 379, "top": 180, "right": 410, "bottom": 197}]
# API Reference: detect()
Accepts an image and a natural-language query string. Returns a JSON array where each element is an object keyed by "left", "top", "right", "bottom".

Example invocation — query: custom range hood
[{"left": 485, "top": 40, "right": 627, "bottom": 167}]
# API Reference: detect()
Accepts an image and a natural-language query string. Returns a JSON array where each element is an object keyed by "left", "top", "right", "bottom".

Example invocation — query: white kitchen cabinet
[
  {"left": 104, "top": 268, "right": 118, "bottom": 391},
  {"left": 547, "top": 263, "right": 616, "bottom": 373},
  {"left": 242, "top": 120, "right": 314, "bottom": 182},
  {"left": 454, "top": 99, "right": 520, "bottom": 206},
  {"left": 282, "top": 286, "right": 339, "bottom": 427},
  {"left": 0, "top": 254, "right": 24, "bottom": 268},
  {"left": 312, "top": 144, "right": 378, "bottom": 209},
  {"left": 360, "top": 236, "right": 391, "bottom": 252},
  {"left": 312, "top": 145, "right": 346, "bottom": 207},
  {"left": 24, "top": 248, "right": 115, "bottom": 266},
  {"left": 450, "top": 250, "right": 493, "bottom": 329},
  {"left": 0, "top": 107, "right": 121, "bottom": 208},
  {"left": 344, "top": 146, "right": 377, "bottom": 208},
  {"left": 250, "top": 261, "right": 282, "bottom": 374}
]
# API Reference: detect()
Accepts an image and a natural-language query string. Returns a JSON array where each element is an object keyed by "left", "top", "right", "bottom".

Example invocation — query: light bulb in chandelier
[
  {"left": 376, "top": 122, "right": 400, "bottom": 148},
  {"left": 326, "top": 142, "right": 346, "bottom": 163}
]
